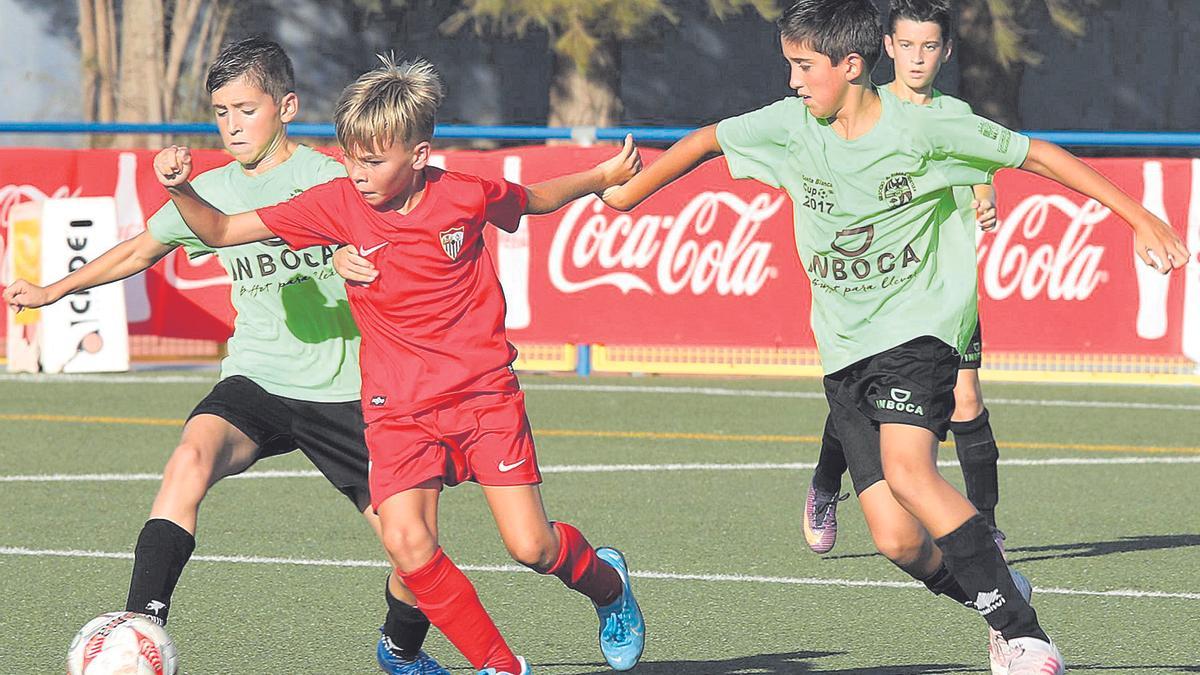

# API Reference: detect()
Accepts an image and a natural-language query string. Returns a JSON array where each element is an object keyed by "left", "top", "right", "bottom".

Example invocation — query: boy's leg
[
  {"left": 125, "top": 413, "right": 261, "bottom": 625},
  {"left": 812, "top": 413, "right": 849, "bottom": 494},
  {"left": 880, "top": 423, "right": 1046, "bottom": 643},
  {"left": 462, "top": 390, "right": 641, "bottom": 670},
  {"left": 481, "top": 484, "right": 621, "bottom": 604},
  {"left": 951, "top": 368, "right": 1002, "bottom": 532},
  {"left": 481, "top": 483, "right": 643, "bottom": 671},
  {"left": 803, "top": 414, "right": 851, "bottom": 554},
  {"left": 287, "top": 399, "right": 441, "bottom": 669},
  {"left": 857, "top": 481, "right": 971, "bottom": 606},
  {"left": 379, "top": 486, "right": 521, "bottom": 673}
]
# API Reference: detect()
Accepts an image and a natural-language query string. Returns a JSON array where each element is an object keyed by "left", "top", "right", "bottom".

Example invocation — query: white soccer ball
[{"left": 66, "top": 612, "right": 178, "bottom": 675}]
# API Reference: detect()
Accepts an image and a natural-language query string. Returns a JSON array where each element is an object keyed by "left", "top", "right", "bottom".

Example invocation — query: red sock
[
  {"left": 398, "top": 548, "right": 519, "bottom": 671},
  {"left": 548, "top": 521, "right": 622, "bottom": 606}
]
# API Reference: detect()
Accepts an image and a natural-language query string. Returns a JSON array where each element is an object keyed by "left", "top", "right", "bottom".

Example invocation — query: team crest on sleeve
[{"left": 439, "top": 227, "right": 465, "bottom": 260}]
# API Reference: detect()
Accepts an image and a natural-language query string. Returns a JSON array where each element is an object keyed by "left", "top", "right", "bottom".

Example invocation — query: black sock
[
  {"left": 951, "top": 409, "right": 1000, "bottom": 528},
  {"left": 936, "top": 514, "right": 1047, "bottom": 642},
  {"left": 124, "top": 518, "right": 195, "bottom": 625},
  {"left": 811, "top": 415, "right": 848, "bottom": 494},
  {"left": 381, "top": 576, "right": 431, "bottom": 661},
  {"left": 919, "top": 563, "right": 972, "bottom": 606}
]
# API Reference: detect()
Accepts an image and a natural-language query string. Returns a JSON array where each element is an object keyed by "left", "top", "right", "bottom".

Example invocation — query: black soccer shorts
[
  {"left": 822, "top": 336, "right": 959, "bottom": 495},
  {"left": 189, "top": 375, "right": 371, "bottom": 510}
]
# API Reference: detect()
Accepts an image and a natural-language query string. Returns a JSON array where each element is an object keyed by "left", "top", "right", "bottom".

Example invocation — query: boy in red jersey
[{"left": 152, "top": 57, "right": 645, "bottom": 675}]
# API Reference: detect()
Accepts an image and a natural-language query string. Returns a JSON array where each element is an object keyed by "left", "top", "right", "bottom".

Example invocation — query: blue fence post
[{"left": 575, "top": 344, "right": 592, "bottom": 377}]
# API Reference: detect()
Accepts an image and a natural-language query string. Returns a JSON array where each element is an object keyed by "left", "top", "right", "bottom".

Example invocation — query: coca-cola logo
[
  {"left": 978, "top": 194, "right": 1109, "bottom": 301},
  {"left": 549, "top": 192, "right": 782, "bottom": 296}
]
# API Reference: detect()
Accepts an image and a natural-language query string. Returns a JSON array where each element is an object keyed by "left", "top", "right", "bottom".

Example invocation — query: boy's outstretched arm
[
  {"left": 603, "top": 125, "right": 722, "bottom": 212},
  {"left": 154, "top": 146, "right": 273, "bottom": 247},
  {"left": 1022, "top": 139, "right": 1189, "bottom": 272},
  {"left": 3, "top": 231, "right": 172, "bottom": 310},
  {"left": 522, "top": 134, "right": 643, "bottom": 218}
]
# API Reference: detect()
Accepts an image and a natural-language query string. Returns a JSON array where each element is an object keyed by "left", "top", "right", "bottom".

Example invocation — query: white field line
[
  {"left": 6, "top": 374, "right": 1194, "bottom": 412},
  {"left": 0, "top": 546, "right": 1196, "bottom": 601},
  {"left": 2, "top": 456, "right": 1199, "bottom": 484},
  {"left": 520, "top": 383, "right": 1200, "bottom": 412}
]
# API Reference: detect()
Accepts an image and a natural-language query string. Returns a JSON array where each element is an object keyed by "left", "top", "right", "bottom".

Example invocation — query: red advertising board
[{"left": 1, "top": 147, "right": 1197, "bottom": 364}]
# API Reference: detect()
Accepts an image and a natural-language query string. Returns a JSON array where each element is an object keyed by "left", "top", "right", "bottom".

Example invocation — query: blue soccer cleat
[
  {"left": 593, "top": 547, "right": 645, "bottom": 671},
  {"left": 477, "top": 655, "right": 530, "bottom": 675},
  {"left": 376, "top": 630, "right": 451, "bottom": 675}
]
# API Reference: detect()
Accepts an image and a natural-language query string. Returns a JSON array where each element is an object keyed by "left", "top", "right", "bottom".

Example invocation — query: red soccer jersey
[{"left": 258, "top": 167, "right": 527, "bottom": 418}]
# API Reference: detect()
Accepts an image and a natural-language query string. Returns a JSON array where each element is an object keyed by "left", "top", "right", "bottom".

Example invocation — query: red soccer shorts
[{"left": 366, "top": 390, "right": 543, "bottom": 510}]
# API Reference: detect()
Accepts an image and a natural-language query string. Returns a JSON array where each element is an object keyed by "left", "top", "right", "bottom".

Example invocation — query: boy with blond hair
[
  {"left": 152, "top": 56, "right": 646, "bottom": 675},
  {"left": 6, "top": 38, "right": 449, "bottom": 675},
  {"left": 603, "top": 1, "right": 1188, "bottom": 672}
]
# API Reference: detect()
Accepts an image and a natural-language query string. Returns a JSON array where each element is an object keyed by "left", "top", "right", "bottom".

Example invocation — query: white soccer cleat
[
  {"left": 988, "top": 568, "right": 1033, "bottom": 675},
  {"left": 1001, "top": 637, "right": 1065, "bottom": 675}
]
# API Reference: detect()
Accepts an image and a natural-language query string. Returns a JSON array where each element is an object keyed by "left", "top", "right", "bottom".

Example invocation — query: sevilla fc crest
[{"left": 439, "top": 227, "right": 465, "bottom": 260}]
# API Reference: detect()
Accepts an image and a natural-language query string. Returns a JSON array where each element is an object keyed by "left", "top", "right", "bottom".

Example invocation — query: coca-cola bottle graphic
[
  {"left": 1135, "top": 161, "right": 1170, "bottom": 340},
  {"left": 497, "top": 155, "right": 531, "bottom": 329},
  {"left": 1184, "top": 160, "right": 1200, "bottom": 366},
  {"left": 115, "top": 152, "right": 151, "bottom": 323}
]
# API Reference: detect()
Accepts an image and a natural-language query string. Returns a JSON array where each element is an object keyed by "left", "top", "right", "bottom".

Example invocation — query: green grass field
[{"left": 1, "top": 371, "right": 1198, "bottom": 674}]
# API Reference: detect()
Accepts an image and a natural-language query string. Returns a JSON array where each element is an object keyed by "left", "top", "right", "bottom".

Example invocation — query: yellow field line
[
  {"left": 0, "top": 413, "right": 182, "bottom": 427},
  {"left": 3, "top": 413, "right": 1198, "bottom": 455}
]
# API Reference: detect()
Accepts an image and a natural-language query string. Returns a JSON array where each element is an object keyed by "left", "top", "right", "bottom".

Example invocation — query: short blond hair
[{"left": 334, "top": 55, "right": 444, "bottom": 157}]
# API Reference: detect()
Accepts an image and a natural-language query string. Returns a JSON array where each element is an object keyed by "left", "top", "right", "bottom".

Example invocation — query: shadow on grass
[
  {"left": 537, "top": 651, "right": 982, "bottom": 674},
  {"left": 824, "top": 534, "right": 1200, "bottom": 565}
]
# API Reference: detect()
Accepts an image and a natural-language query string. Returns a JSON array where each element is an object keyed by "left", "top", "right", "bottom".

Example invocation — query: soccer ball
[{"left": 66, "top": 612, "right": 178, "bottom": 675}]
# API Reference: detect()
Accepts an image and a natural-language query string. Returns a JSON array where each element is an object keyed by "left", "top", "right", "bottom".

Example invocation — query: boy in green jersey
[
  {"left": 602, "top": 1, "right": 1188, "bottom": 672},
  {"left": 805, "top": 0, "right": 1007, "bottom": 568},
  {"left": 4, "top": 38, "right": 447, "bottom": 674}
]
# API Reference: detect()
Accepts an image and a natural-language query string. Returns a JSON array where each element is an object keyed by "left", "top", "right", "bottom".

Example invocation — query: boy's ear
[
  {"left": 883, "top": 34, "right": 896, "bottom": 60},
  {"left": 843, "top": 52, "right": 867, "bottom": 82},
  {"left": 411, "top": 140, "right": 432, "bottom": 170},
  {"left": 279, "top": 92, "right": 299, "bottom": 124},
  {"left": 942, "top": 37, "right": 954, "bottom": 63}
]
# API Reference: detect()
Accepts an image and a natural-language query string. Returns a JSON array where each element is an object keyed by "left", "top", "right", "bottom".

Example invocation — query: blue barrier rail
[{"left": 2, "top": 122, "right": 1199, "bottom": 147}]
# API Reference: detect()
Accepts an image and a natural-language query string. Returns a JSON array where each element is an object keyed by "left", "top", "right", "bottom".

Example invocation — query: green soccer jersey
[
  {"left": 716, "top": 87, "right": 1029, "bottom": 373},
  {"left": 148, "top": 145, "right": 360, "bottom": 402},
  {"left": 927, "top": 89, "right": 983, "bottom": 219}
]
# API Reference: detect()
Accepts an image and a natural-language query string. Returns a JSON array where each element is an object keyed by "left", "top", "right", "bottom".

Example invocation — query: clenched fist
[{"left": 154, "top": 145, "right": 193, "bottom": 187}]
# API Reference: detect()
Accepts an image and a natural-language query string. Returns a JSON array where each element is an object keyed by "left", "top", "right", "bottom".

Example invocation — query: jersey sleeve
[
  {"left": 146, "top": 172, "right": 220, "bottom": 258},
  {"left": 481, "top": 177, "right": 528, "bottom": 233},
  {"left": 924, "top": 111, "right": 1030, "bottom": 188},
  {"left": 715, "top": 98, "right": 797, "bottom": 188},
  {"left": 257, "top": 180, "right": 350, "bottom": 249}
]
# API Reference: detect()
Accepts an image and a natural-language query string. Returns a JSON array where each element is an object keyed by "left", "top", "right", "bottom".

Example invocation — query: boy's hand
[
  {"left": 595, "top": 134, "right": 642, "bottom": 191},
  {"left": 332, "top": 245, "right": 378, "bottom": 285},
  {"left": 971, "top": 199, "right": 998, "bottom": 231},
  {"left": 1134, "top": 218, "right": 1190, "bottom": 274},
  {"left": 3, "top": 279, "right": 54, "bottom": 311},
  {"left": 154, "top": 145, "right": 193, "bottom": 187}
]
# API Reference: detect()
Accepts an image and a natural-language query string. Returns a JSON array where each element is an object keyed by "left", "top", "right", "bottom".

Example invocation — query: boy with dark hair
[
  {"left": 805, "top": 0, "right": 1007, "bottom": 562},
  {"left": 152, "top": 56, "right": 646, "bottom": 675},
  {"left": 4, "top": 37, "right": 448, "bottom": 675},
  {"left": 603, "top": 1, "right": 1188, "bottom": 672}
]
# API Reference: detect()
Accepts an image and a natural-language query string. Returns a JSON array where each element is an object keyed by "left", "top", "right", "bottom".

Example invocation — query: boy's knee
[
  {"left": 505, "top": 533, "right": 558, "bottom": 572},
  {"left": 382, "top": 525, "right": 438, "bottom": 572},
  {"left": 873, "top": 533, "right": 934, "bottom": 573},
  {"left": 161, "top": 443, "right": 215, "bottom": 488},
  {"left": 952, "top": 390, "right": 984, "bottom": 421}
]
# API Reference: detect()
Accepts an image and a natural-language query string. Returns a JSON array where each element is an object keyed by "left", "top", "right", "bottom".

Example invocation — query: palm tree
[
  {"left": 956, "top": 0, "right": 1094, "bottom": 129},
  {"left": 443, "top": 0, "right": 777, "bottom": 128}
]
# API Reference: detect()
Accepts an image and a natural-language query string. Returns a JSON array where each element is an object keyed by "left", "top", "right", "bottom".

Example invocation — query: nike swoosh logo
[
  {"left": 497, "top": 459, "right": 527, "bottom": 473},
  {"left": 360, "top": 242, "right": 389, "bottom": 256}
]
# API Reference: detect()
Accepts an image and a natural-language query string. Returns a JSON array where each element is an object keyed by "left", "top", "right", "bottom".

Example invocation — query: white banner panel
[{"left": 37, "top": 197, "right": 129, "bottom": 373}]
